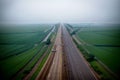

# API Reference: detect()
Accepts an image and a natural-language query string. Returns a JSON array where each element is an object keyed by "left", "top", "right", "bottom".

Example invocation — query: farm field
[
  {"left": 71, "top": 24, "right": 120, "bottom": 77},
  {"left": 0, "top": 24, "right": 56, "bottom": 80}
]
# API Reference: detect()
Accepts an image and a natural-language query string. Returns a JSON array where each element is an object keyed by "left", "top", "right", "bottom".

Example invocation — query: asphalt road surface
[{"left": 62, "top": 24, "right": 97, "bottom": 80}]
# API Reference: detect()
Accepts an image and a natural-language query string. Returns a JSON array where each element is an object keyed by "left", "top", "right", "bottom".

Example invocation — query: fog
[{"left": 0, "top": 0, "right": 120, "bottom": 24}]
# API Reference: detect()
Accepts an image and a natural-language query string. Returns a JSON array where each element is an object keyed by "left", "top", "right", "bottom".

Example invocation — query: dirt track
[{"left": 35, "top": 24, "right": 63, "bottom": 80}]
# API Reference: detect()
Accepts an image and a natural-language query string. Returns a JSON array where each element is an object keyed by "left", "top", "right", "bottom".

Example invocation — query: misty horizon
[{"left": 1, "top": 0, "right": 120, "bottom": 24}]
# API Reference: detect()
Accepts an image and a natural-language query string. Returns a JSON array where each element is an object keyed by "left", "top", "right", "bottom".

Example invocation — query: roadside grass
[
  {"left": 30, "top": 51, "right": 50, "bottom": 80},
  {"left": 30, "top": 41, "right": 53, "bottom": 80},
  {"left": 90, "top": 61, "right": 115, "bottom": 80}
]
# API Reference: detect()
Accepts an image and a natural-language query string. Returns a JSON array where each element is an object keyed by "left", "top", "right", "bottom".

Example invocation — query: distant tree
[
  {"left": 87, "top": 54, "right": 95, "bottom": 62},
  {"left": 46, "top": 38, "right": 51, "bottom": 45},
  {"left": 71, "top": 31, "right": 76, "bottom": 35}
]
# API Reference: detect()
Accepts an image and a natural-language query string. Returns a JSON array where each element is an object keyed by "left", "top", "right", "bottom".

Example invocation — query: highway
[
  {"left": 62, "top": 24, "right": 97, "bottom": 80},
  {"left": 35, "top": 24, "right": 98, "bottom": 80}
]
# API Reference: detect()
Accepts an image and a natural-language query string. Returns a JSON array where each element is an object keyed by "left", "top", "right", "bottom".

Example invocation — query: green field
[
  {"left": 0, "top": 24, "right": 55, "bottom": 80},
  {"left": 71, "top": 25, "right": 120, "bottom": 76}
]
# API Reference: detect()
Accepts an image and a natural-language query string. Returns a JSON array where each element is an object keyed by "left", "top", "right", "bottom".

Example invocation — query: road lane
[{"left": 62, "top": 24, "right": 98, "bottom": 80}]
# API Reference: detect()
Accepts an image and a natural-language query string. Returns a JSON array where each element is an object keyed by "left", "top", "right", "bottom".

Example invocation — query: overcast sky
[{"left": 0, "top": 0, "right": 120, "bottom": 24}]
